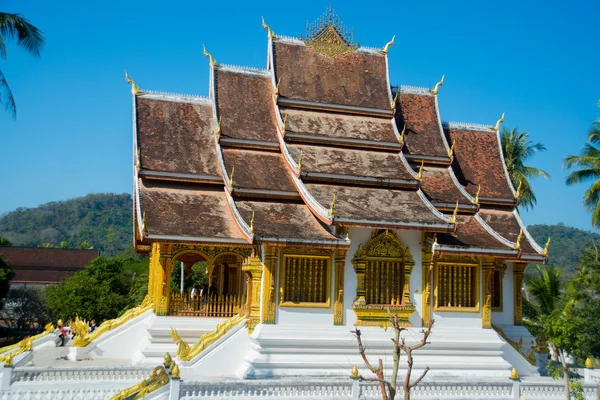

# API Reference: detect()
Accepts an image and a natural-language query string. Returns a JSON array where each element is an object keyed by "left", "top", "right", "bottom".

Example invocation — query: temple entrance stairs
[
  {"left": 240, "top": 323, "right": 540, "bottom": 380},
  {"left": 138, "top": 316, "right": 227, "bottom": 364}
]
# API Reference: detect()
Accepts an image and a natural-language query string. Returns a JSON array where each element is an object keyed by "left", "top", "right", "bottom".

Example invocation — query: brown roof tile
[
  {"left": 136, "top": 96, "right": 220, "bottom": 177},
  {"left": 222, "top": 149, "right": 296, "bottom": 193},
  {"left": 282, "top": 108, "right": 397, "bottom": 143},
  {"left": 303, "top": 183, "right": 451, "bottom": 229},
  {"left": 478, "top": 209, "right": 542, "bottom": 256},
  {"left": 446, "top": 127, "right": 515, "bottom": 201},
  {"left": 0, "top": 247, "right": 99, "bottom": 269},
  {"left": 274, "top": 41, "right": 390, "bottom": 110},
  {"left": 420, "top": 166, "right": 472, "bottom": 205},
  {"left": 397, "top": 93, "right": 448, "bottom": 159},
  {"left": 138, "top": 179, "right": 247, "bottom": 242},
  {"left": 437, "top": 215, "right": 512, "bottom": 250},
  {"left": 234, "top": 200, "right": 341, "bottom": 243},
  {"left": 215, "top": 69, "right": 278, "bottom": 143}
]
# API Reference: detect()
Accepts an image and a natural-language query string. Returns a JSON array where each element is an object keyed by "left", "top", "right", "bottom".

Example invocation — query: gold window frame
[
  {"left": 434, "top": 262, "right": 480, "bottom": 313},
  {"left": 279, "top": 254, "right": 332, "bottom": 309}
]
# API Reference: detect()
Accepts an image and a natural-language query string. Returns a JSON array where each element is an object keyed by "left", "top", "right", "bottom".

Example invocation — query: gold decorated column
[
  {"left": 261, "top": 246, "right": 277, "bottom": 324},
  {"left": 352, "top": 245, "right": 366, "bottom": 307},
  {"left": 513, "top": 263, "right": 526, "bottom": 325},
  {"left": 481, "top": 263, "right": 494, "bottom": 329},
  {"left": 242, "top": 254, "right": 263, "bottom": 333},
  {"left": 334, "top": 249, "right": 347, "bottom": 326}
]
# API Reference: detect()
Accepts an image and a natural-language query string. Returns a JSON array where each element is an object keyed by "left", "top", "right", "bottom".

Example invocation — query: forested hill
[
  {"left": 529, "top": 223, "right": 600, "bottom": 277},
  {"left": 0, "top": 193, "right": 132, "bottom": 256}
]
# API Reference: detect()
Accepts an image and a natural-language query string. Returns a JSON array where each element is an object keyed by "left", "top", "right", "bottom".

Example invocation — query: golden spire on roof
[
  {"left": 297, "top": 150, "right": 303, "bottom": 173},
  {"left": 543, "top": 237, "right": 551, "bottom": 256},
  {"left": 493, "top": 113, "right": 505, "bottom": 131},
  {"left": 328, "top": 191, "right": 337, "bottom": 217},
  {"left": 447, "top": 141, "right": 455, "bottom": 157},
  {"left": 515, "top": 229, "right": 523, "bottom": 250},
  {"left": 262, "top": 17, "right": 275, "bottom": 39},
  {"left": 228, "top": 167, "right": 235, "bottom": 190},
  {"left": 203, "top": 45, "right": 217, "bottom": 67},
  {"left": 125, "top": 71, "right": 141, "bottom": 95},
  {"left": 249, "top": 210, "right": 255, "bottom": 235},
  {"left": 416, "top": 160, "right": 424, "bottom": 181},
  {"left": 216, "top": 116, "right": 222, "bottom": 136},
  {"left": 303, "top": 7, "right": 358, "bottom": 58},
  {"left": 381, "top": 35, "right": 395, "bottom": 54},
  {"left": 430, "top": 75, "right": 445, "bottom": 95},
  {"left": 274, "top": 78, "right": 281, "bottom": 95},
  {"left": 280, "top": 114, "right": 287, "bottom": 133},
  {"left": 514, "top": 180, "right": 522, "bottom": 199},
  {"left": 451, "top": 201, "right": 459, "bottom": 223},
  {"left": 390, "top": 90, "right": 400, "bottom": 110},
  {"left": 399, "top": 125, "right": 406, "bottom": 144},
  {"left": 473, "top": 184, "right": 481, "bottom": 205}
]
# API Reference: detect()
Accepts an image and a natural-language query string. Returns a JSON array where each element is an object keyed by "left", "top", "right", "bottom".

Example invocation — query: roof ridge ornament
[
  {"left": 451, "top": 201, "right": 459, "bottom": 223},
  {"left": 249, "top": 210, "right": 255, "bottom": 235},
  {"left": 302, "top": 7, "right": 358, "bottom": 58},
  {"left": 228, "top": 166, "right": 234, "bottom": 190},
  {"left": 493, "top": 113, "right": 505, "bottom": 131},
  {"left": 328, "top": 191, "right": 337, "bottom": 217},
  {"left": 125, "top": 71, "right": 141, "bottom": 95},
  {"left": 515, "top": 229, "right": 523, "bottom": 250},
  {"left": 473, "top": 184, "right": 481, "bottom": 205},
  {"left": 514, "top": 180, "right": 522, "bottom": 199},
  {"left": 261, "top": 17, "right": 275, "bottom": 39},
  {"left": 274, "top": 78, "right": 281, "bottom": 95},
  {"left": 216, "top": 116, "right": 222, "bottom": 136},
  {"left": 381, "top": 35, "right": 395, "bottom": 54},
  {"left": 543, "top": 237, "right": 551, "bottom": 256},
  {"left": 203, "top": 45, "right": 217, "bottom": 67},
  {"left": 430, "top": 75, "right": 445, "bottom": 95},
  {"left": 399, "top": 125, "right": 406, "bottom": 144},
  {"left": 390, "top": 90, "right": 400, "bottom": 110},
  {"left": 447, "top": 140, "right": 455, "bottom": 157},
  {"left": 416, "top": 161, "right": 424, "bottom": 181},
  {"left": 280, "top": 114, "right": 287, "bottom": 133},
  {"left": 297, "top": 150, "right": 303, "bottom": 173}
]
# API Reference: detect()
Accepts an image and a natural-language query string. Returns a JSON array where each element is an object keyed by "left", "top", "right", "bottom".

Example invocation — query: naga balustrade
[{"left": 169, "top": 293, "right": 244, "bottom": 317}]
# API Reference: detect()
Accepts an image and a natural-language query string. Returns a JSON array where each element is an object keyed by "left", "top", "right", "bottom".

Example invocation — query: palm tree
[
  {"left": 564, "top": 119, "right": 600, "bottom": 226},
  {"left": 501, "top": 127, "right": 550, "bottom": 210},
  {"left": 0, "top": 12, "right": 45, "bottom": 118}
]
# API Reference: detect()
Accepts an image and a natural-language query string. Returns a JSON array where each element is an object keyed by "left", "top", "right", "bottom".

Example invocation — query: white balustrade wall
[{"left": 10, "top": 366, "right": 153, "bottom": 384}]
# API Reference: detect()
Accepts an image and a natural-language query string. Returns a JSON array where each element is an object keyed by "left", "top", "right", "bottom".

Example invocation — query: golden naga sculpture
[
  {"left": 261, "top": 16, "right": 275, "bottom": 39},
  {"left": 447, "top": 141, "right": 455, "bottom": 158},
  {"left": 543, "top": 237, "right": 551, "bottom": 256},
  {"left": 416, "top": 160, "right": 424, "bottom": 181},
  {"left": 515, "top": 229, "right": 523, "bottom": 250},
  {"left": 514, "top": 180, "right": 522, "bottom": 199},
  {"left": 328, "top": 191, "right": 337, "bottom": 217},
  {"left": 493, "top": 113, "right": 505, "bottom": 131},
  {"left": 390, "top": 89, "right": 400, "bottom": 110},
  {"left": 430, "top": 74, "right": 445, "bottom": 95},
  {"left": 203, "top": 45, "right": 217, "bottom": 67},
  {"left": 125, "top": 71, "right": 141, "bottom": 95},
  {"left": 451, "top": 201, "right": 459, "bottom": 223},
  {"left": 109, "top": 365, "right": 169, "bottom": 400},
  {"left": 170, "top": 327, "right": 191, "bottom": 360},
  {"left": 473, "top": 185, "right": 481, "bottom": 205},
  {"left": 381, "top": 35, "right": 395, "bottom": 54},
  {"left": 399, "top": 125, "right": 406, "bottom": 144}
]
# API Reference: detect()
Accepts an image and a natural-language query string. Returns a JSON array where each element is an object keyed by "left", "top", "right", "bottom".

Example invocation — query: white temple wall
[{"left": 492, "top": 262, "right": 515, "bottom": 325}]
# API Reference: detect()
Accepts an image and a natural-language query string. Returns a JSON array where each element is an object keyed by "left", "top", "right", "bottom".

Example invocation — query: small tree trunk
[
  {"left": 403, "top": 350, "right": 413, "bottom": 400},
  {"left": 551, "top": 343, "right": 559, "bottom": 362},
  {"left": 377, "top": 359, "right": 388, "bottom": 400},
  {"left": 559, "top": 350, "right": 570, "bottom": 400},
  {"left": 391, "top": 319, "right": 401, "bottom": 394}
]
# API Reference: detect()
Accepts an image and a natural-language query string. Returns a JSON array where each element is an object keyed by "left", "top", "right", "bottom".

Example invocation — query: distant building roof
[{"left": 0, "top": 247, "right": 100, "bottom": 285}]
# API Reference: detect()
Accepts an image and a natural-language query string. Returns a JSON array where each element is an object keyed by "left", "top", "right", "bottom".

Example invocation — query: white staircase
[{"left": 138, "top": 316, "right": 226, "bottom": 364}]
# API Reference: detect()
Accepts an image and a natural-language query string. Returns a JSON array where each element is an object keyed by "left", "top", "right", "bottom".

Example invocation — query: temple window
[
  {"left": 279, "top": 254, "right": 331, "bottom": 308},
  {"left": 365, "top": 260, "right": 404, "bottom": 305},
  {"left": 435, "top": 263, "right": 479, "bottom": 312},
  {"left": 491, "top": 269, "right": 503, "bottom": 311}
]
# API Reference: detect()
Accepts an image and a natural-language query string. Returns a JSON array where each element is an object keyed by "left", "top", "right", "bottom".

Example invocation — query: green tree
[
  {"left": 500, "top": 127, "right": 549, "bottom": 210},
  {"left": 0, "top": 12, "right": 45, "bottom": 118},
  {"left": 1, "top": 286, "right": 50, "bottom": 337},
  {"left": 0, "top": 254, "right": 15, "bottom": 309},
  {"left": 564, "top": 119, "right": 600, "bottom": 226},
  {"left": 0, "top": 237, "right": 11, "bottom": 246},
  {"left": 58, "top": 240, "right": 69, "bottom": 249}
]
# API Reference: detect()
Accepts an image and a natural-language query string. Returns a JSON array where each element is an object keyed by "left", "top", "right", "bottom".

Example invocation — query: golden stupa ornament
[
  {"left": 493, "top": 113, "right": 505, "bottom": 131},
  {"left": 585, "top": 357, "right": 593, "bottom": 369},
  {"left": 510, "top": 367, "right": 519, "bottom": 380},
  {"left": 430, "top": 75, "right": 445, "bottom": 95},
  {"left": 328, "top": 191, "right": 337, "bottom": 217},
  {"left": 170, "top": 363, "right": 180, "bottom": 378},
  {"left": 381, "top": 35, "right": 395, "bottom": 54},
  {"left": 350, "top": 365, "right": 359, "bottom": 378},
  {"left": 203, "top": 45, "right": 217, "bottom": 67},
  {"left": 303, "top": 7, "right": 358, "bottom": 58},
  {"left": 261, "top": 17, "right": 275, "bottom": 39},
  {"left": 543, "top": 237, "right": 551, "bottom": 256},
  {"left": 163, "top": 352, "right": 172, "bottom": 368},
  {"left": 125, "top": 71, "right": 141, "bottom": 95}
]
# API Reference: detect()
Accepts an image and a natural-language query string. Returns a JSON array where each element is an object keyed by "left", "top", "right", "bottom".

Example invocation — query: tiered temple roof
[{"left": 130, "top": 10, "right": 546, "bottom": 262}]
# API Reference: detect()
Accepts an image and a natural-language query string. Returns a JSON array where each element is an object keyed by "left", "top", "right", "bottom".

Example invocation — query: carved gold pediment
[
  {"left": 353, "top": 229, "right": 414, "bottom": 264},
  {"left": 305, "top": 24, "right": 358, "bottom": 58}
]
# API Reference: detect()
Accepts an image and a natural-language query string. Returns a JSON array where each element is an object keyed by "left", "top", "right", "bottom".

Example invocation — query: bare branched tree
[{"left": 352, "top": 311, "right": 434, "bottom": 400}]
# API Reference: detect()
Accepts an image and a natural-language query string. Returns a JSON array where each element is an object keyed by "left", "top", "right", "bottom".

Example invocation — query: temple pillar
[
  {"left": 481, "top": 263, "right": 494, "bottom": 329},
  {"left": 261, "top": 247, "right": 277, "bottom": 324},
  {"left": 333, "top": 249, "right": 346, "bottom": 326},
  {"left": 242, "top": 255, "right": 263, "bottom": 333},
  {"left": 353, "top": 255, "right": 366, "bottom": 307},
  {"left": 513, "top": 263, "right": 526, "bottom": 325},
  {"left": 421, "top": 236, "right": 435, "bottom": 328}
]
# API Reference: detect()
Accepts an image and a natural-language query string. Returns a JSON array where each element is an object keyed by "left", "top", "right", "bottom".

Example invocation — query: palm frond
[
  {"left": 0, "top": 13, "right": 44, "bottom": 57},
  {"left": 0, "top": 68, "right": 16, "bottom": 118},
  {"left": 565, "top": 168, "right": 600, "bottom": 186}
]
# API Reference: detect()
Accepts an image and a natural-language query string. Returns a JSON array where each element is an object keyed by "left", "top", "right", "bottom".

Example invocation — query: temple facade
[{"left": 128, "top": 9, "right": 548, "bottom": 379}]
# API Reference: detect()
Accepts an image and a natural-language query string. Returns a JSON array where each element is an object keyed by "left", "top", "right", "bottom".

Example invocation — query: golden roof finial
[
  {"left": 249, "top": 210, "right": 255, "bottom": 235},
  {"left": 216, "top": 116, "right": 222, "bottom": 136},
  {"left": 125, "top": 71, "right": 141, "bottom": 95},
  {"left": 399, "top": 125, "right": 406, "bottom": 144},
  {"left": 274, "top": 78, "right": 281, "bottom": 95},
  {"left": 493, "top": 113, "right": 505, "bottom": 131},
  {"left": 297, "top": 150, "right": 303, "bottom": 173},
  {"left": 351, "top": 365, "right": 359, "bottom": 379},
  {"left": 281, "top": 114, "right": 287, "bottom": 133},
  {"left": 430, "top": 74, "right": 445, "bottom": 95},
  {"left": 447, "top": 141, "right": 455, "bottom": 158},
  {"left": 141, "top": 212, "right": 147, "bottom": 233},
  {"left": 514, "top": 180, "right": 522, "bottom": 199},
  {"left": 474, "top": 184, "right": 481, "bottom": 205},
  {"left": 515, "top": 229, "right": 523, "bottom": 250},
  {"left": 585, "top": 357, "right": 593, "bottom": 369},
  {"left": 451, "top": 201, "right": 459, "bottom": 223},
  {"left": 171, "top": 363, "right": 180, "bottom": 379},
  {"left": 390, "top": 90, "right": 400, "bottom": 110},
  {"left": 262, "top": 16, "right": 275, "bottom": 39},
  {"left": 510, "top": 367, "right": 519, "bottom": 380},
  {"left": 228, "top": 167, "right": 235, "bottom": 190},
  {"left": 543, "top": 237, "right": 551, "bottom": 256},
  {"left": 203, "top": 45, "right": 217, "bottom": 67},
  {"left": 381, "top": 35, "right": 395, "bottom": 54},
  {"left": 328, "top": 191, "right": 337, "bottom": 217},
  {"left": 416, "top": 160, "right": 424, "bottom": 181}
]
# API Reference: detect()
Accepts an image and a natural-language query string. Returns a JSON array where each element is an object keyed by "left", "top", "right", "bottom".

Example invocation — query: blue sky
[{"left": 1, "top": 0, "right": 599, "bottom": 231}]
